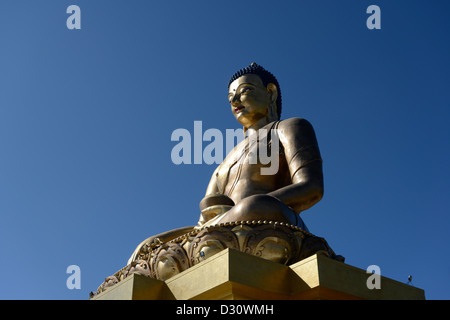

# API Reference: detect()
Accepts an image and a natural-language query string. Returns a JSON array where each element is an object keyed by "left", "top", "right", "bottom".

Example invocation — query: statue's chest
[{"left": 215, "top": 129, "right": 283, "bottom": 195}]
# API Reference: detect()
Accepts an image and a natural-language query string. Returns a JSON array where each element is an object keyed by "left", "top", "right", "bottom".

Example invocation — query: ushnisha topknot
[{"left": 228, "top": 62, "right": 282, "bottom": 118}]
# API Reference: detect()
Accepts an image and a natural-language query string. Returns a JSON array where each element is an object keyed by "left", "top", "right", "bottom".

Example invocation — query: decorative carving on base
[
  {"left": 123, "top": 259, "right": 151, "bottom": 279},
  {"left": 91, "top": 220, "right": 344, "bottom": 298},
  {"left": 241, "top": 224, "right": 301, "bottom": 265},
  {"left": 189, "top": 227, "right": 240, "bottom": 265},
  {"left": 150, "top": 242, "right": 190, "bottom": 280}
]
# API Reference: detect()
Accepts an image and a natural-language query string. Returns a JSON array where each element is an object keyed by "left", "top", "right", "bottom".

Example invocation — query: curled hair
[{"left": 228, "top": 63, "right": 282, "bottom": 118}]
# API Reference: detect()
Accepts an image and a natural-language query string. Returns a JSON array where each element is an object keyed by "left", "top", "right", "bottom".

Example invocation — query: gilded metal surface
[
  {"left": 150, "top": 242, "right": 190, "bottom": 280},
  {"left": 189, "top": 227, "right": 240, "bottom": 265},
  {"left": 122, "top": 259, "right": 151, "bottom": 279},
  {"left": 203, "top": 70, "right": 323, "bottom": 226},
  {"left": 91, "top": 220, "right": 343, "bottom": 298},
  {"left": 90, "top": 63, "right": 343, "bottom": 298}
]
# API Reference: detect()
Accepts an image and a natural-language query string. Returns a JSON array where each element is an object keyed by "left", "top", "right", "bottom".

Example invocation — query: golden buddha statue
[
  {"left": 197, "top": 63, "right": 324, "bottom": 230},
  {"left": 92, "top": 63, "right": 342, "bottom": 297}
]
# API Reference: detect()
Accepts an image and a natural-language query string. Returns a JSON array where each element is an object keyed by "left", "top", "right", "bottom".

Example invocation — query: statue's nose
[{"left": 231, "top": 95, "right": 240, "bottom": 106}]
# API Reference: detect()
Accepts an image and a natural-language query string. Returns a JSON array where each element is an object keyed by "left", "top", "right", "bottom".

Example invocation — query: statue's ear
[
  {"left": 266, "top": 83, "right": 278, "bottom": 105},
  {"left": 266, "top": 83, "right": 279, "bottom": 121}
]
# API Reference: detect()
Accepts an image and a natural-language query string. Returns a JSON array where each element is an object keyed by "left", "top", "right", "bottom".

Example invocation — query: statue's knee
[
  {"left": 236, "top": 194, "right": 277, "bottom": 212},
  {"left": 235, "top": 194, "right": 288, "bottom": 221}
]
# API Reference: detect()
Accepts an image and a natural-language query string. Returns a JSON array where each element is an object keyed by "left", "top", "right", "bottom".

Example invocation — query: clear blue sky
[{"left": 0, "top": 0, "right": 448, "bottom": 300}]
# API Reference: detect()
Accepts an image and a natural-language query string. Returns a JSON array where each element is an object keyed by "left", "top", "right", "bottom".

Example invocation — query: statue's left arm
[{"left": 268, "top": 117, "right": 324, "bottom": 213}]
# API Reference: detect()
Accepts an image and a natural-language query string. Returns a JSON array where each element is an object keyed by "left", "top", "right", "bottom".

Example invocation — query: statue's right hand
[{"left": 199, "top": 204, "right": 233, "bottom": 226}]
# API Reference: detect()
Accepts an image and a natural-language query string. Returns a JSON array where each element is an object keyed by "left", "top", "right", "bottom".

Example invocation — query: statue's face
[{"left": 228, "top": 74, "right": 272, "bottom": 128}]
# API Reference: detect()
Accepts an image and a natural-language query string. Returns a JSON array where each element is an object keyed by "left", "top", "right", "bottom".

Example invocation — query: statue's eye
[{"left": 240, "top": 87, "right": 252, "bottom": 94}]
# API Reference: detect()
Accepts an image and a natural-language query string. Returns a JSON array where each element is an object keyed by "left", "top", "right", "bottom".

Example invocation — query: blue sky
[{"left": 0, "top": 1, "right": 448, "bottom": 300}]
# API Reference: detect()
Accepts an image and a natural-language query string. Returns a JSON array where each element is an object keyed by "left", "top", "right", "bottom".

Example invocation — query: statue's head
[{"left": 228, "top": 63, "right": 282, "bottom": 129}]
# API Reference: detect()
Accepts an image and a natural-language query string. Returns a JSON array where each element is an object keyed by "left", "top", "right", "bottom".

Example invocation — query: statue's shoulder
[{"left": 277, "top": 117, "right": 315, "bottom": 132}]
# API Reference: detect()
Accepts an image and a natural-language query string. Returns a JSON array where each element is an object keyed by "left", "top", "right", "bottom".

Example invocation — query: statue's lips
[{"left": 235, "top": 106, "right": 245, "bottom": 113}]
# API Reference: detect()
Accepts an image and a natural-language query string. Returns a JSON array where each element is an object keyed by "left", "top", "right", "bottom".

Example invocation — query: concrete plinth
[{"left": 93, "top": 248, "right": 425, "bottom": 300}]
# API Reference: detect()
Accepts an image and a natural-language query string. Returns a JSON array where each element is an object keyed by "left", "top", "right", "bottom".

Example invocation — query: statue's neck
[
  {"left": 244, "top": 113, "right": 279, "bottom": 138},
  {"left": 246, "top": 117, "right": 270, "bottom": 137}
]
